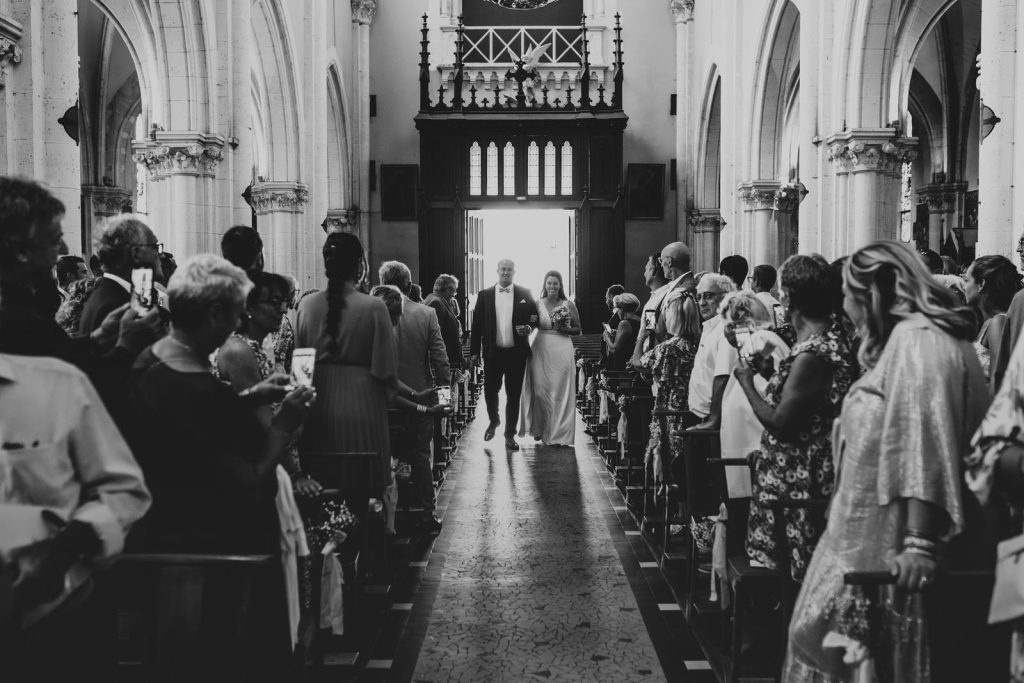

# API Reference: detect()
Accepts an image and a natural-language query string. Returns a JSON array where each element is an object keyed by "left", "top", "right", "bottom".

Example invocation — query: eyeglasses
[
  {"left": 257, "top": 297, "right": 290, "bottom": 309},
  {"left": 137, "top": 242, "right": 163, "bottom": 252},
  {"left": 696, "top": 292, "right": 723, "bottom": 301}
]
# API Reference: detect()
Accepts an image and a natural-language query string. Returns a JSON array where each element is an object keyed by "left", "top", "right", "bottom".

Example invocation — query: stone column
[
  {"left": 825, "top": 129, "right": 917, "bottom": 254},
  {"left": 247, "top": 181, "right": 311, "bottom": 276},
  {"left": 688, "top": 209, "right": 725, "bottom": 272},
  {"left": 977, "top": 1, "right": 1020, "bottom": 257},
  {"left": 352, "top": 0, "right": 377, "bottom": 255},
  {"left": 773, "top": 181, "right": 807, "bottom": 262},
  {"left": 322, "top": 208, "right": 360, "bottom": 234},
  {"left": 670, "top": 0, "right": 695, "bottom": 242},
  {"left": 2, "top": 2, "right": 82, "bottom": 251},
  {"left": 917, "top": 183, "right": 965, "bottom": 253},
  {"left": 739, "top": 180, "right": 780, "bottom": 266},
  {"left": 132, "top": 132, "right": 226, "bottom": 257}
]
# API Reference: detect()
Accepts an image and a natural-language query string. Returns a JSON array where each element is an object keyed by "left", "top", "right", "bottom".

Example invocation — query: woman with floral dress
[
  {"left": 734, "top": 254, "right": 856, "bottom": 582},
  {"left": 640, "top": 288, "right": 702, "bottom": 485}
]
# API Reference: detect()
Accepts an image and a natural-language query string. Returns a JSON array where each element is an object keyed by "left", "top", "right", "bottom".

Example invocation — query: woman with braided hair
[{"left": 294, "top": 232, "right": 397, "bottom": 506}]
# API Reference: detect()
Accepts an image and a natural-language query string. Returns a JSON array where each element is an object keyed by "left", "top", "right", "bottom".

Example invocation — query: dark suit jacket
[
  {"left": 424, "top": 294, "right": 463, "bottom": 370},
  {"left": 79, "top": 276, "right": 130, "bottom": 335},
  {"left": 469, "top": 285, "right": 539, "bottom": 360}
]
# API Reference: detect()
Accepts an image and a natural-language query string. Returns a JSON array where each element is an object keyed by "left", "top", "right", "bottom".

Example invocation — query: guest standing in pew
[
  {"left": 734, "top": 254, "right": 856, "bottom": 582},
  {"left": 784, "top": 241, "right": 986, "bottom": 682},
  {"left": 964, "top": 254, "right": 1020, "bottom": 385},
  {"left": 127, "top": 254, "right": 314, "bottom": 680},
  {"left": 631, "top": 243, "right": 695, "bottom": 368},
  {"left": 686, "top": 273, "right": 737, "bottom": 429},
  {"left": 295, "top": 232, "right": 398, "bottom": 516},
  {"left": 604, "top": 293, "right": 642, "bottom": 371}
]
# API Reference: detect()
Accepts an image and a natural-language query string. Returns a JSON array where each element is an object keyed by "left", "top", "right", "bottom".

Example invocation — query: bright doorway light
[{"left": 470, "top": 209, "right": 574, "bottom": 298}]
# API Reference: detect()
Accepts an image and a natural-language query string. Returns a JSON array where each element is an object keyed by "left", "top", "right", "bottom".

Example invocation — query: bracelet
[
  {"left": 903, "top": 535, "right": 940, "bottom": 550},
  {"left": 903, "top": 546, "right": 937, "bottom": 560},
  {"left": 239, "top": 387, "right": 254, "bottom": 399},
  {"left": 416, "top": 404, "right": 427, "bottom": 414}
]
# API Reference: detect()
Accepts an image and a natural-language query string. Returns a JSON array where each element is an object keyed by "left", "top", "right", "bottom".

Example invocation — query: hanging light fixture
[
  {"left": 483, "top": 0, "right": 561, "bottom": 9},
  {"left": 981, "top": 101, "right": 1002, "bottom": 141}
]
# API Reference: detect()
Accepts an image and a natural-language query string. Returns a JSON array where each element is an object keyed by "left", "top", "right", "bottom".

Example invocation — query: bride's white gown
[{"left": 518, "top": 301, "right": 576, "bottom": 446}]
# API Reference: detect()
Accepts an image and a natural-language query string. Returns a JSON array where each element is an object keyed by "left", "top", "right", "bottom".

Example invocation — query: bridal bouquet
[{"left": 550, "top": 305, "right": 572, "bottom": 331}]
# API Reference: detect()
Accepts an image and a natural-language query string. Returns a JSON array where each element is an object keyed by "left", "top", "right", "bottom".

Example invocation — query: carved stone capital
[
  {"left": 83, "top": 185, "right": 133, "bottom": 216},
  {"left": 688, "top": 209, "right": 726, "bottom": 233},
  {"left": 132, "top": 132, "right": 225, "bottom": 180},
  {"left": 351, "top": 0, "right": 377, "bottom": 25},
  {"left": 322, "top": 208, "right": 360, "bottom": 233},
  {"left": 826, "top": 129, "right": 918, "bottom": 176},
  {"left": 669, "top": 0, "right": 695, "bottom": 24},
  {"left": 917, "top": 182, "right": 966, "bottom": 214},
  {"left": 738, "top": 181, "right": 779, "bottom": 210},
  {"left": 249, "top": 181, "right": 310, "bottom": 215},
  {"left": 0, "top": 15, "right": 25, "bottom": 88},
  {"left": 774, "top": 181, "right": 808, "bottom": 214}
]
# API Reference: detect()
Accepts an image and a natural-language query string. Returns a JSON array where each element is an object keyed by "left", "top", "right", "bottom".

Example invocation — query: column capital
[
  {"left": 688, "top": 208, "right": 726, "bottom": 233},
  {"left": 132, "top": 132, "right": 225, "bottom": 180},
  {"left": 351, "top": 0, "right": 377, "bottom": 26},
  {"left": 0, "top": 15, "right": 24, "bottom": 89},
  {"left": 83, "top": 185, "right": 133, "bottom": 216},
  {"left": 738, "top": 180, "right": 779, "bottom": 210},
  {"left": 826, "top": 128, "right": 918, "bottom": 175},
  {"left": 669, "top": 0, "right": 695, "bottom": 24},
  {"left": 774, "top": 181, "right": 808, "bottom": 214},
  {"left": 322, "top": 208, "right": 359, "bottom": 233},
  {"left": 249, "top": 181, "right": 310, "bottom": 215},
  {"left": 916, "top": 182, "right": 967, "bottom": 214}
]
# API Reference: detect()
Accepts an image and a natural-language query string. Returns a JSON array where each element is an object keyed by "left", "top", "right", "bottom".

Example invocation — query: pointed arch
[
  {"left": 251, "top": 0, "right": 302, "bottom": 180},
  {"left": 327, "top": 60, "right": 353, "bottom": 210},
  {"left": 695, "top": 67, "right": 722, "bottom": 209},
  {"left": 748, "top": 0, "right": 800, "bottom": 181}
]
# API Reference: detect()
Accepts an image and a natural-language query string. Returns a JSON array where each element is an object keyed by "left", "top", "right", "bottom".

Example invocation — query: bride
[{"left": 519, "top": 270, "right": 581, "bottom": 446}]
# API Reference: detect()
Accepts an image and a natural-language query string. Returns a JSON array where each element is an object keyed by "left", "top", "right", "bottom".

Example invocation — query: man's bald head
[{"left": 660, "top": 241, "right": 692, "bottom": 279}]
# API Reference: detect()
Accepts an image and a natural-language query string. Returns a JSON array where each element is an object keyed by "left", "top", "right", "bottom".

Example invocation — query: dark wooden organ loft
[{"left": 415, "top": 13, "right": 628, "bottom": 331}]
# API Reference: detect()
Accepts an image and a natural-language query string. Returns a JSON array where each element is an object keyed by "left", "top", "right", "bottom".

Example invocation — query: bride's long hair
[{"left": 539, "top": 270, "right": 567, "bottom": 301}]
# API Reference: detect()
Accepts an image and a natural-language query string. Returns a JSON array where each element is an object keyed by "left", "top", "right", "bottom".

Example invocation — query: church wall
[{"left": 367, "top": 0, "right": 427, "bottom": 284}]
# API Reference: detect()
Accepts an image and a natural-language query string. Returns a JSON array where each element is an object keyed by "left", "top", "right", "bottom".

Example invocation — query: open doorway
[{"left": 465, "top": 208, "right": 576, "bottom": 327}]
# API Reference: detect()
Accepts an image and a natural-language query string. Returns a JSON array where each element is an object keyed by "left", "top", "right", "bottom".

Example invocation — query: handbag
[{"left": 989, "top": 533, "right": 1024, "bottom": 624}]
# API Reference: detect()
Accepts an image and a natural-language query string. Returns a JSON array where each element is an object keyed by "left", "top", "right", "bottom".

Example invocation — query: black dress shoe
[
  {"left": 484, "top": 421, "right": 499, "bottom": 441},
  {"left": 418, "top": 515, "right": 442, "bottom": 535},
  {"left": 505, "top": 436, "right": 520, "bottom": 451}
]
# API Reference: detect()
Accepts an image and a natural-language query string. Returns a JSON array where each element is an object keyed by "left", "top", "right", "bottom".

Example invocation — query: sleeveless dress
[{"left": 518, "top": 300, "right": 577, "bottom": 446}]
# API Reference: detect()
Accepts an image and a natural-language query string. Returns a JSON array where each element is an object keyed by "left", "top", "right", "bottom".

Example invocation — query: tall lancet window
[
  {"left": 486, "top": 142, "right": 499, "bottom": 196},
  {"left": 503, "top": 142, "right": 515, "bottom": 196},
  {"left": 527, "top": 141, "right": 540, "bottom": 195},
  {"left": 544, "top": 142, "right": 557, "bottom": 196},
  {"left": 469, "top": 142, "right": 482, "bottom": 196},
  {"left": 561, "top": 142, "right": 573, "bottom": 195}
]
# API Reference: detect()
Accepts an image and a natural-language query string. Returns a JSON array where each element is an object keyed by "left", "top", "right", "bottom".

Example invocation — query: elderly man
[
  {"left": 687, "top": 273, "right": 737, "bottom": 429},
  {"left": 423, "top": 274, "right": 464, "bottom": 376},
  {"left": 631, "top": 241, "right": 696, "bottom": 368},
  {"left": 380, "top": 261, "right": 450, "bottom": 534},
  {"left": 78, "top": 214, "right": 164, "bottom": 335}
]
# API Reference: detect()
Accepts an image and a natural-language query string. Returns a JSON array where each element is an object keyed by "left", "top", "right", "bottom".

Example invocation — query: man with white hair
[
  {"left": 379, "top": 260, "right": 450, "bottom": 534},
  {"left": 631, "top": 241, "right": 696, "bottom": 369},
  {"left": 687, "top": 273, "right": 738, "bottom": 429},
  {"left": 78, "top": 214, "right": 164, "bottom": 335}
]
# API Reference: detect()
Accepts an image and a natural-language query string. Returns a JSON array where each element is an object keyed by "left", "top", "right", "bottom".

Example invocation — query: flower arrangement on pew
[{"left": 304, "top": 499, "right": 359, "bottom": 552}]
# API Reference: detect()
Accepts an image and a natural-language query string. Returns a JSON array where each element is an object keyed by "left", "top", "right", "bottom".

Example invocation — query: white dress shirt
[
  {"left": 0, "top": 354, "right": 151, "bottom": 558},
  {"left": 687, "top": 316, "right": 737, "bottom": 418},
  {"left": 495, "top": 285, "right": 514, "bottom": 348},
  {"left": 102, "top": 271, "right": 132, "bottom": 293}
]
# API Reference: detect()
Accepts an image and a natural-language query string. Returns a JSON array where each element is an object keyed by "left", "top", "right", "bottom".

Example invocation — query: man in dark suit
[
  {"left": 469, "top": 259, "right": 539, "bottom": 451},
  {"left": 423, "top": 274, "right": 464, "bottom": 375},
  {"left": 78, "top": 214, "right": 164, "bottom": 335}
]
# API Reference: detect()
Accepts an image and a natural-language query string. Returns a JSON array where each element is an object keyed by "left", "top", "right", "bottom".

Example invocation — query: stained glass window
[
  {"left": 486, "top": 142, "right": 499, "bottom": 196},
  {"left": 561, "top": 142, "right": 573, "bottom": 195},
  {"left": 544, "top": 142, "right": 556, "bottom": 195},
  {"left": 469, "top": 142, "right": 481, "bottom": 196},
  {"left": 527, "top": 141, "right": 540, "bottom": 195},
  {"left": 503, "top": 142, "right": 515, "bottom": 196}
]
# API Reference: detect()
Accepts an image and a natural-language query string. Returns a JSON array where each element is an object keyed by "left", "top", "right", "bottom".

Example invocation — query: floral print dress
[
  {"left": 746, "top": 320, "right": 856, "bottom": 581},
  {"left": 640, "top": 336, "right": 697, "bottom": 484}
]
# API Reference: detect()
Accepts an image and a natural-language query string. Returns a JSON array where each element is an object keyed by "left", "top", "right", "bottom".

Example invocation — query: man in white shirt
[
  {"left": 751, "top": 264, "right": 786, "bottom": 328},
  {"left": 687, "top": 273, "right": 737, "bottom": 428}
]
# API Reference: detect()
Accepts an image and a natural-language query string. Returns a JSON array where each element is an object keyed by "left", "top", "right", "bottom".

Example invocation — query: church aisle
[{"left": 383, "top": 403, "right": 715, "bottom": 682}]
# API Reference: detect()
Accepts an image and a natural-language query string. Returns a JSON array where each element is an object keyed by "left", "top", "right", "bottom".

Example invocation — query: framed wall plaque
[
  {"left": 381, "top": 164, "right": 419, "bottom": 221},
  {"left": 625, "top": 163, "right": 665, "bottom": 220}
]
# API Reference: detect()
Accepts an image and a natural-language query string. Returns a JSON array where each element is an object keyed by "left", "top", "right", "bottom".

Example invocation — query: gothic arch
[
  {"left": 695, "top": 68, "right": 722, "bottom": 209},
  {"left": 748, "top": 0, "right": 800, "bottom": 181},
  {"left": 251, "top": 0, "right": 303, "bottom": 181}
]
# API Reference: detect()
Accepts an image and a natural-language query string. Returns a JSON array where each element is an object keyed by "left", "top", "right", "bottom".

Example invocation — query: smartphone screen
[
  {"left": 130, "top": 268, "right": 154, "bottom": 315},
  {"left": 437, "top": 386, "right": 451, "bottom": 406},
  {"left": 643, "top": 310, "right": 657, "bottom": 331},
  {"left": 291, "top": 348, "right": 316, "bottom": 388}
]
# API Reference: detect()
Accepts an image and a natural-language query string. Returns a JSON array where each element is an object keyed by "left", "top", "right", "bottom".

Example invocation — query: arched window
[
  {"left": 527, "top": 141, "right": 540, "bottom": 195},
  {"left": 544, "top": 142, "right": 556, "bottom": 196},
  {"left": 486, "top": 142, "right": 499, "bottom": 196},
  {"left": 561, "top": 142, "right": 573, "bottom": 195},
  {"left": 503, "top": 142, "right": 515, "bottom": 196},
  {"left": 469, "top": 142, "right": 482, "bottom": 196}
]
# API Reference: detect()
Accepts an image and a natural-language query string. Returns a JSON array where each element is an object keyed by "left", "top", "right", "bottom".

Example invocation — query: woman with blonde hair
[
  {"left": 718, "top": 291, "right": 790, "bottom": 500},
  {"left": 784, "top": 241, "right": 986, "bottom": 682}
]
